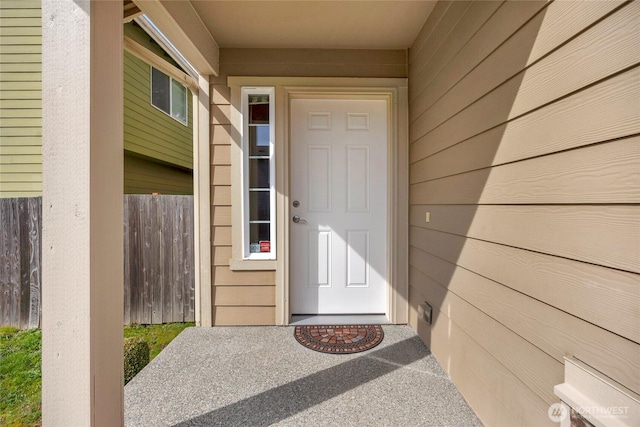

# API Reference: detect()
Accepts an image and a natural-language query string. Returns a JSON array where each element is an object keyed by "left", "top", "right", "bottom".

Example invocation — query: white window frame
[
  {"left": 150, "top": 66, "right": 188, "bottom": 125},
  {"left": 241, "top": 87, "right": 276, "bottom": 260}
]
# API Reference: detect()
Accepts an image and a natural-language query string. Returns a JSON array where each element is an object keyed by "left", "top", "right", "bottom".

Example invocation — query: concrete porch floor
[{"left": 125, "top": 326, "right": 482, "bottom": 426}]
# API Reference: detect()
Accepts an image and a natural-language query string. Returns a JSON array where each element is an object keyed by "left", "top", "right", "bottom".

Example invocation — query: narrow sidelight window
[
  {"left": 242, "top": 87, "right": 276, "bottom": 259},
  {"left": 150, "top": 67, "right": 187, "bottom": 125}
]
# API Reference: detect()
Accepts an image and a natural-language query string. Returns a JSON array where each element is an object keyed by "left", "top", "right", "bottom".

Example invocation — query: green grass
[
  {"left": 0, "top": 327, "right": 42, "bottom": 427},
  {"left": 124, "top": 322, "right": 194, "bottom": 360},
  {"left": 0, "top": 322, "right": 193, "bottom": 427}
]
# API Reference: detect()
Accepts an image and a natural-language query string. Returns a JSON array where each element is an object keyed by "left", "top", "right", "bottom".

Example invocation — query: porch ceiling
[{"left": 189, "top": 1, "right": 436, "bottom": 49}]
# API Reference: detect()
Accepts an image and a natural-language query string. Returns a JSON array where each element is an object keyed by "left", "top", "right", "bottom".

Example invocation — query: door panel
[
  {"left": 347, "top": 146, "right": 369, "bottom": 212},
  {"left": 290, "top": 98, "right": 387, "bottom": 314},
  {"left": 307, "top": 145, "right": 331, "bottom": 212}
]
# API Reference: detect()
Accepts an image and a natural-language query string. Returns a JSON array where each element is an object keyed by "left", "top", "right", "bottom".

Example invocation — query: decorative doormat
[{"left": 294, "top": 325, "right": 384, "bottom": 354}]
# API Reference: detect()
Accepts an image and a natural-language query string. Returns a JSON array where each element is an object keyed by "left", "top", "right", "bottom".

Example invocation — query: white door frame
[{"left": 227, "top": 76, "right": 409, "bottom": 325}]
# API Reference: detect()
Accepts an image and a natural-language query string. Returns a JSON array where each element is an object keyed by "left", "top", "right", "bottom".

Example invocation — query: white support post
[{"left": 42, "top": 1, "right": 124, "bottom": 425}]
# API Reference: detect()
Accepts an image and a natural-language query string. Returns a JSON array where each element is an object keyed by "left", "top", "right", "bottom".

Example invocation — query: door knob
[{"left": 292, "top": 215, "right": 307, "bottom": 224}]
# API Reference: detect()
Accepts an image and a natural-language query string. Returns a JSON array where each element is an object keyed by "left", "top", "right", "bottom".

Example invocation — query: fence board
[
  {"left": 18, "top": 198, "right": 30, "bottom": 329},
  {"left": 184, "top": 200, "right": 194, "bottom": 321},
  {"left": 1, "top": 200, "right": 11, "bottom": 326},
  {"left": 140, "top": 196, "right": 151, "bottom": 325},
  {"left": 27, "top": 197, "right": 40, "bottom": 329},
  {"left": 162, "top": 198, "right": 173, "bottom": 323},
  {"left": 123, "top": 196, "right": 131, "bottom": 325},
  {"left": 128, "top": 195, "right": 141, "bottom": 324},
  {"left": 8, "top": 199, "right": 20, "bottom": 326},
  {"left": 1, "top": 200, "right": 8, "bottom": 325},
  {"left": 150, "top": 196, "right": 162, "bottom": 324},
  {"left": 172, "top": 197, "right": 184, "bottom": 322}
]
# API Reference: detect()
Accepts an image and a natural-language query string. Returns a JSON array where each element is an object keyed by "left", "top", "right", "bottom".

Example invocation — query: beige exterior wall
[
  {"left": 0, "top": 0, "right": 42, "bottom": 197},
  {"left": 408, "top": 1, "right": 639, "bottom": 426},
  {"left": 220, "top": 48, "right": 407, "bottom": 79},
  {"left": 210, "top": 48, "right": 407, "bottom": 325}
]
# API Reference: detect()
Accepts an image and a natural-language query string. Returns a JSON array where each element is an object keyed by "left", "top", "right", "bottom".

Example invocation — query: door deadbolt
[{"left": 293, "top": 200, "right": 300, "bottom": 208}]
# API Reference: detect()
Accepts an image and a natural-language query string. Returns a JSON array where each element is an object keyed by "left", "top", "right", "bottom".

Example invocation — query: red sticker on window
[{"left": 259, "top": 241, "right": 271, "bottom": 252}]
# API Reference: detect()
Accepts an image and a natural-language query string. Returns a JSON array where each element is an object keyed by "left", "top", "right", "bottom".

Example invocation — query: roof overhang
[
  {"left": 135, "top": 0, "right": 220, "bottom": 76},
  {"left": 133, "top": 1, "right": 437, "bottom": 76},
  {"left": 189, "top": 0, "right": 436, "bottom": 49}
]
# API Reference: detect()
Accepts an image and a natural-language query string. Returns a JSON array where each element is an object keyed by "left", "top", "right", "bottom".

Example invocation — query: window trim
[
  {"left": 150, "top": 66, "right": 188, "bottom": 125},
  {"left": 241, "top": 87, "right": 276, "bottom": 260}
]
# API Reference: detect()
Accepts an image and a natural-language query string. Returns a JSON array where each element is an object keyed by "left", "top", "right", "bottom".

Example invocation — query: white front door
[{"left": 290, "top": 98, "right": 388, "bottom": 314}]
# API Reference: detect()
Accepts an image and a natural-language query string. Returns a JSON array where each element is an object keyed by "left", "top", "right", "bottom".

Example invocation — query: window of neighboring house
[
  {"left": 242, "top": 87, "right": 276, "bottom": 260},
  {"left": 150, "top": 66, "right": 187, "bottom": 125}
]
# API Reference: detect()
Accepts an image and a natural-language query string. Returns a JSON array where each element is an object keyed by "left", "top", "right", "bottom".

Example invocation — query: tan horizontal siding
[
  {"left": 410, "top": 271, "right": 564, "bottom": 407},
  {"left": 411, "top": 136, "right": 640, "bottom": 205},
  {"left": 213, "top": 306, "right": 275, "bottom": 326},
  {"left": 211, "top": 206, "right": 231, "bottom": 227},
  {"left": 408, "top": 1, "right": 640, "bottom": 425},
  {"left": 410, "top": 204, "right": 639, "bottom": 273},
  {"left": 212, "top": 226, "right": 231, "bottom": 246},
  {"left": 213, "top": 286, "right": 275, "bottom": 306},
  {"left": 212, "top": 246, "right": 232, "bottom": 266},
  {"left": 410, "top": 226, "right": 640, "bottom": 343},
  {"left": 209, "top": 57, "right": 287, "bottom": 324},
  {"left": 409, "top": 287, "right": 555, "bottom": 427},
  {"left": 211, "top": 165, "right": 231, "bottom": 186},
  {"left": 410, "top": 0, "right": 502, "bottom": 93},
  {"left": 410, "top": 71, "right": 639, "bottom": 182},
  {"left": 0, "top": 2, "right": 41, "bottom": 197},
  {"left": 410, "top": 5, "right": 639, "bottom": 149},
  {"left": 211, "top": 185, "right": 231, "bottom": 206},
  {"left": 211, "top": 144, "right": 230, "bottom": 165},
  {"left": 410, "top": 249, "right": 639, "bottom": 392},
  {"left": 213, "top": 267, "right": 275, "bottom": 286}
]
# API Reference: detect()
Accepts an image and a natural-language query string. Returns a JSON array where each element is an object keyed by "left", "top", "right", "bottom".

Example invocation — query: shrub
[{"left": 124, "top": 337, "right": 149, "bottom": 385}]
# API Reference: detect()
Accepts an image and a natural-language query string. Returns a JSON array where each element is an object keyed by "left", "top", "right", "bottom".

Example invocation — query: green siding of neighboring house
[
  {"left": 0, "top": 0, "right": 42, "bottom": 197},
  {"left": 124, "top": 152, "right": 193, "bottom": 195},
  {"left": 0, "top": 7, "right": 194, "bottom": 197},
  {"left": 124, "top": 50, "right": 194, "bottom": 171}
]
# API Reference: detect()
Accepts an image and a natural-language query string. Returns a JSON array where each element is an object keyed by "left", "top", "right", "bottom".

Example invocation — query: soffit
[{"left": 189, "top": 1, "right": 436, "bottom": 49}]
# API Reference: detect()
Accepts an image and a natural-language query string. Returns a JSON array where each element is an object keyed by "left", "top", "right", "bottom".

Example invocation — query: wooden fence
[
  {"left": 0, "top": 197, "right": 42, "bottom": 329},
  {"left": 124, "top": 195, "right": 194, "bottom": 324},
  {"left": 0, "top": 195, "right": 195, "bottom": 329}
]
